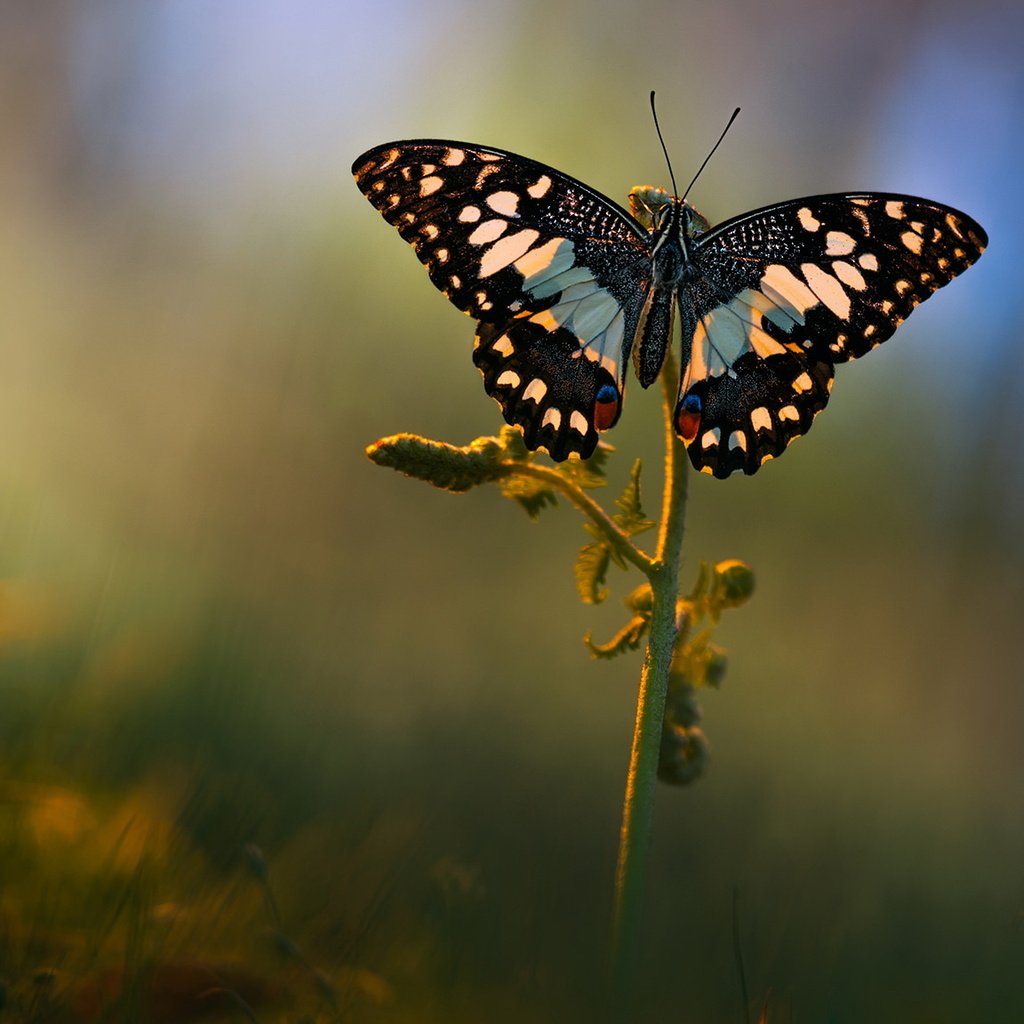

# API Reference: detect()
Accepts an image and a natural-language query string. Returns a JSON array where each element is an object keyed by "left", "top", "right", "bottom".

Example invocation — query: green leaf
[
  {"left": 498, "top": 474, "right": 558, "bottom": 519},
  {"left": 495, "top": 425, "right": 532, "bottom": 462},
  {"left": 612, "top": 459, "right": 656, "bottom": 537},
  {"left": 575, "top": 540, "right": 612, "bottom": 605},
  {"left": 556, "top": 441, "right": 612, "bottom": 491}
]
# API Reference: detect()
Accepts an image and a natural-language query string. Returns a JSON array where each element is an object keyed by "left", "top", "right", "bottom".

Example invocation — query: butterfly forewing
[
  {"left": 678, "top": 193, "right": 987, "bottom": 476},
  {"left": 353, "top": 141, "right": 653, "bottom": 459}
]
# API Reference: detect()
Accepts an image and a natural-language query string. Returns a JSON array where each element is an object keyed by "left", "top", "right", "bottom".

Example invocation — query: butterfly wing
[
  {"left": 352, "top": 141, "right": 653, "bottom": 459},
  {"left": 679, "top": 193, "right": 987, "bottom": 477}
]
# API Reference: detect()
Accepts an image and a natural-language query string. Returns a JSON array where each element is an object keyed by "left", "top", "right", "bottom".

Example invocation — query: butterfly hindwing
[
  {"left": 352, "top": 141, "right": 654, "bottom": 459},
  {"left": 678, "top": 193, "right": 987, "bottom": 476}
]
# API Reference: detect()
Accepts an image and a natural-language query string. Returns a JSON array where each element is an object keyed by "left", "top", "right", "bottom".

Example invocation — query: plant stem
[{"left": 609, "top": 349, "right": 689, "bottom": 1017}]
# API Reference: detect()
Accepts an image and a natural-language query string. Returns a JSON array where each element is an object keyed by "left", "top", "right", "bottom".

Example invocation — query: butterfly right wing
[
  {"left": 677, "top": 193, "right": 987, "bottom": 477},
  {"left": 352, "top": 141, "right": 653, "bottom": 459}
]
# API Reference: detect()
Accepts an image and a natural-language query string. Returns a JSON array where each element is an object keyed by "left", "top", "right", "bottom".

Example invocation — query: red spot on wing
[
  {"left": 594, "top": 389, "right": 620, "bottom": 431},
  {"left": 676, "top": 407, "right": 701, "bottom": 443}
]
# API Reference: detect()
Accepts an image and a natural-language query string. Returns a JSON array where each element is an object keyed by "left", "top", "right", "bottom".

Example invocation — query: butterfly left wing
[
  {"left": 352, "top": 141, "right": 653, "bottom": 460},
  {"left": 677, "top": 193, "right": 987, "bottom": 477}
]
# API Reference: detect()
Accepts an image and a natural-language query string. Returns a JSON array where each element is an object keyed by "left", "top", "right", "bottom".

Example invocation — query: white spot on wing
[
  {"left": 443, "top": 148, "right": 465, "bottom": 166},
  {"left": 515, "top": 237, "right": 574, "bottom": 288},
  {"left": 479, "top": 229, "right": 541, "bottom": 277},
  {"left": 858, "top": 253, "right": 879, "bottom": 271},
  {"left": 496, "top": 370, "right": 521, "bottom": 388},
  {"left": 801, "top": 263, "right": 851, "bottom": 319},
  {"left": 492, "top": 334, "right": 514, "bottom": 356},
  {"left": 798, "top": 207, "right": 821, "bottom": 231},
  {"left": 728, "top": 430, "right": 747, "bottom": 452},
  {"left": 825, "top": 231, "right": 856, "bottom": 256},
  {"left": 793, "top": 372, "right": 813, "bottom": 393},
  {"left": 901, "top": 230, "right": 924, "bottom": 254},
  {"left": 419, "top": 175, "right": 443, "bottom": 197},
  {"left": 750, "top": 407, "right": 772, "bottom": 433},
  {"left": 486, "top": 191, "right": 520, "bottom": 217},
  {"left": 779, "top": 404, "right": 800, "bottom": 421},
  {"left": 832, "top": 260, "right": 867, "bottom": 292},
  {"left": 542, "top": 408, "right": 562, "bottom": 429},
  {"left": 458, "top": 205, "right": 481, "bottom": 223},
  {"left": 522, "top": 378, "right": 548, "bottom": 403},
  {"left": 528, "top": 175, "right": 552, "bottom": 199},
  {"left": 760, "top": 265, "right": 820, "bottom": 323},
  {"left": 569, "top": 411, "right": 589, "bottom": 435},
  {"left": 885, "top": 200, "right": 905, "bottom": 219},
  {"left": 701, "top": 427, "right": 721, "bottom": 450},
  {"left": 468, "top": 219, "right": 508, "bottom": 245}
]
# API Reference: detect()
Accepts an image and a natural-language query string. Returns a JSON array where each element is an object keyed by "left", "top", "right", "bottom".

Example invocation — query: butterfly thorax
[{"left": 628, "top": 186, "right": 711, "bottom": 386}]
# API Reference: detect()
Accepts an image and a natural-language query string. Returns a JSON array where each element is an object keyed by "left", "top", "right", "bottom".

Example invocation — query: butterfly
[{"left": 352, "top": 136, "right": 986, "bottom": 477}]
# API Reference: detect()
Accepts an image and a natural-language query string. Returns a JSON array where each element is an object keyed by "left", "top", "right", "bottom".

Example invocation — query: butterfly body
[{"left": 353, "top": 139, "right": 986, "bottom": 477}]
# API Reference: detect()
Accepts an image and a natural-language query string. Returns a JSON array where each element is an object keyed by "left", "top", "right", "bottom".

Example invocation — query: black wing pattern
[
  {"left": 679, "top": 194, "right": 987, "bottom": 477},
  {"left": 352, "top": 141, "right": 652, "bottom": 459}
]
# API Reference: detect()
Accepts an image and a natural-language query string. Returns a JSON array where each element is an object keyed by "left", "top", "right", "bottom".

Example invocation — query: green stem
[{"left": 609, "top": 349, "right": 689, "bottom": 1015}]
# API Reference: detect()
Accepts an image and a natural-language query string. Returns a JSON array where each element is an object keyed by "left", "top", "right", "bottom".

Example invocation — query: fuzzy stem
[{"left": 609, "top": 348, "right": 689, "bottom": 1015}]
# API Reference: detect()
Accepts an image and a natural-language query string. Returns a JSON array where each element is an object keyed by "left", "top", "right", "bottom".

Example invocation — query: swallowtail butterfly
[{"left": 352, "top": 134, "right": 986, "bottom": 477}]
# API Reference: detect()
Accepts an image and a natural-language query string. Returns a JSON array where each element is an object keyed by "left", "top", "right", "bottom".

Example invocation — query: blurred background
[{"left": 0, "top": 1, "right": 1021, "bottom": 1020}]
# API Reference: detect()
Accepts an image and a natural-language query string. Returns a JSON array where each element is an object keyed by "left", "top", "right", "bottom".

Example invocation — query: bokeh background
[{"left": 1, "top": 1, "right": 1022, "bottom": 1021}]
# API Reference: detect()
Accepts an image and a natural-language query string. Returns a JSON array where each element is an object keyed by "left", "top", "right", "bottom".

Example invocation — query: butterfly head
[{"left": 628, "top": 185, "right": 710, "bottom": 238}]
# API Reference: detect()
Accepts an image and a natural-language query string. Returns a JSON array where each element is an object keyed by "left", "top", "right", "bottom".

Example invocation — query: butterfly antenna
[
  {"left": 649, "top": 91, "right": 679, "bottom": 198},
  {"left": 681, "top": 106, "right": 741, "bottom": 201}
]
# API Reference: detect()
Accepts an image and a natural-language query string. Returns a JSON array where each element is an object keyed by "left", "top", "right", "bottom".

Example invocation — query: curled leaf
[
  {"left": 658, "top": 722, "right": 710, "bottom": 786},
  {"left": 713, "top": 559, "right": 756, "bottom": 609},
  {"left": 624, "top": 583, "right": 654, "bottom": 614},
  {"left": 584, "top": 613, "right": 650, "bottom": 659}
]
